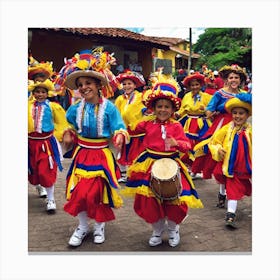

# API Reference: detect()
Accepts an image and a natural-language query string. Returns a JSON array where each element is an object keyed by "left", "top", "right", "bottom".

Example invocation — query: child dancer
[
  {"left": 208, "top": 98, "right": 252, "bottom": 228},
  {"left": 175, "top": 72, "right": 212, "bottom": 179},
  {"left": 60, "top": 48, "right": 129, "bottom": 247},
  {"left": 115, "top": 70, "right": 146, "bottom": 183},
  {"left": 121, "top": 76, "right": 203, "bottom": 247},
  {"left": 28, "top": 79, "right": 69, "bottom": 213}
]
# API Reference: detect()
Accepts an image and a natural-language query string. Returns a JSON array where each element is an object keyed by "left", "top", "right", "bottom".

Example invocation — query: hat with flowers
[
  {"left": 28, "top": 55, "right": 53, "bottom": 80},
  {"left": 116, "top": 69, "right": 146, "bottom": 88},
  {"left": 218, "top": 64, "right": 247, "bottom": 83},
  {"left": 144, "top": 73, "right": 181, "bottom": 110}
]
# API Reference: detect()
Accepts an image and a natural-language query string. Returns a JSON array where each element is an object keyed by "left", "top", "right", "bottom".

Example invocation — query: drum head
[{"left": 151, "top": 158, "right": 178, "bottom": 180}]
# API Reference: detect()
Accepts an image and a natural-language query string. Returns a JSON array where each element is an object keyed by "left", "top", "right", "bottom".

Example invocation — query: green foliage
[{"left": 193, "top": 28, "right": 252, "bottom": 71}]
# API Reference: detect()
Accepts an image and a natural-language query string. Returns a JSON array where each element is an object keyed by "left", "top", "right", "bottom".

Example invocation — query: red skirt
[
  {"left": 28, "top": 133, "right": 58, "bottom": 187},
  {"left": 213, "top": 162, "right": 252, "bottom": 200},
  {"left": 64, "top": 140, "right": 123, "bottom": 222},
  {"left": 117, "top": 134, "right": 145, "bottom": 166}
]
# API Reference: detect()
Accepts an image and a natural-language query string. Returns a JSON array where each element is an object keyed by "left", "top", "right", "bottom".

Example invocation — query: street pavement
[{"left": 28, "top": 158, "right": 252, "bottom": 254}]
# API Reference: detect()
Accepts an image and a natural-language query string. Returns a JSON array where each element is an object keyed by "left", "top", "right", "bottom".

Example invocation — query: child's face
[
  {"left": 232, "top": 107, "right": 249, "bottom": 126},
  {"left": 76, "top": 76, "right": 100, "bottom": 103},
  {"left": 122, "top": 79, "right": 136, "bottom": 95},
  {"left": 33, "top": 87, "right": 48, "bottom": 102},
  {"left": 189, "top": 79, "right": 202, "bottom": 94},
  {"left": 154, "top": 99, "right": 174, "bottom": 122}
]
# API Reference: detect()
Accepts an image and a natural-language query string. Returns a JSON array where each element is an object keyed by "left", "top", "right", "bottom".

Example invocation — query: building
[{"left": 28, "top": 28, "right": 200, "bottom": 79}]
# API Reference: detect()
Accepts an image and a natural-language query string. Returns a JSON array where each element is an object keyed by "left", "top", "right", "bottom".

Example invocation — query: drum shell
[{"left": 150, "top": 173, "right": 182, "bottom": 200}]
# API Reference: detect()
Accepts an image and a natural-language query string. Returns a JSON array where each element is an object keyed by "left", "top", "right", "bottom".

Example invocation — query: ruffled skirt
[
  {"left": 64, "top": 143, "right": 123, "bottom": 222},
  {"left": 121, "top": 149, "right": 204, "bottom": 224}
]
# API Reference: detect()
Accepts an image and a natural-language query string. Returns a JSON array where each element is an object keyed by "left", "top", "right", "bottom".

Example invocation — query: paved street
[{"left": 28, "top": 158, "right": 252, "bottom": 254}]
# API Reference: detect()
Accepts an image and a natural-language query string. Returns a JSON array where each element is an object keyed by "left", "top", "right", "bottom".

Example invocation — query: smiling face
[
  {"left": 121, "top": 78, "right": 136, "bottom": 95},
  {"left": 76, "top": 76, "right": 101, "bottom": 103},
  {"left": 231, "top": 107, "right": 249, "bottom": 126},
  {"left": 226, "top": 72, "right": 241, "bottom": 92},
  {"left": 33, "top": 86, "right": 48, "bottom": 102},
  {"left": 153, "top": 98, "right": 175, "bottom": 122},
  {"left": 189, "top": 79, "right": 202, "bottom": 95}
]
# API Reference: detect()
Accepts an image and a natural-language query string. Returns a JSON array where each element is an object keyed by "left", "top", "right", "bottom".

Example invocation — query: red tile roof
[{"left": 46, "top": 28, "right": 172, "bottom": 47}]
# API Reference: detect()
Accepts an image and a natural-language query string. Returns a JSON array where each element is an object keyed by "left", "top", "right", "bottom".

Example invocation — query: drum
[{"left": 150, "top": 158, "right": 182, "bottom": 200}]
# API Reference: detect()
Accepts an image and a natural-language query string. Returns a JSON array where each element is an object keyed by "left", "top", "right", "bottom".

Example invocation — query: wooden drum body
[{"left": 150, "top": 158, "right": 182, "bottom": 200}]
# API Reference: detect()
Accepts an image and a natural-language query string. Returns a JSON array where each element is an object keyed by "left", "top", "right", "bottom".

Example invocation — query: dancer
[
  {"left": 175, "top": 72, "right": 212, "bottom": 179},
  {"left": 61, "top": 48, "right": 129, "bottom": 247},
  {"left": 208, "top": 97, "right": 252, "bottom": 228},
  {"left": 193, "top": 64, "right": 251, "bottom": 207},
  {"left": 28, "top": 79, "right": 68, "bottom": 212},
  {"left": 115, "top": 70, "right": 146, "bottom": 183},
  {"left": 121, "top": 76, "right": 203, "bottom": 247}
]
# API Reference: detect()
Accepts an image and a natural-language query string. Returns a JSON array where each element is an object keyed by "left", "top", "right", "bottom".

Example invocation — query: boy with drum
[{"left": 121, "top": 74, "right": 203, "bottom": 247}]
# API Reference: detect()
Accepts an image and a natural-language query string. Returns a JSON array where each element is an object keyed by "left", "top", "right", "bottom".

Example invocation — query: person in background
[
  {"left": 115, "top": 70, "right": 147, "bottom": 183},
  {"left": 176, "top": 68, "right": 187, "bottom": 99},
  {"left": 208, "top": 98, "right": 252, "bottom": 228},
  {"left": 61, "top": 48, "right": 129, "bottom": 247},
  {"left": 193, "top": 64, "right": 252, "bottom": 208},
  {"left": 175, "top": 72, "right": 212, "bottom": 179},
  {"left": 121, "top": 75, "right": 203, "bottom": 248},
  {"left": 204, "top": 70, "right": 217, "bottom": 95},
  {"left": 213, "top": 70, "right": 224, "bottom": 90},
  {"left": 28, "top": 79, "right": 69, "bottom": 213}
]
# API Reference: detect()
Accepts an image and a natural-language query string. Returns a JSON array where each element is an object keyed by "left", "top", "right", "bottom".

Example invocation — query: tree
[{"left": 193, "top": 28, "right": 252, "bottom": 72}]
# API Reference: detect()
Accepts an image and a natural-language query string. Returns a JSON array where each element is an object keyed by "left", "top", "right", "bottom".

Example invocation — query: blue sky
[{"left": 125, "top": 28, "right": 205, "bottom": 43}]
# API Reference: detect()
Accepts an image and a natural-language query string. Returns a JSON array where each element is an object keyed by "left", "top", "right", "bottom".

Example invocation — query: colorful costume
[
  {"left": 122, "top": 117, "right": 203, "bottom": 224},
  {"left": 114, "top": 85, "right": 146, "bottom": 166},
  {"left": 194, "top": 88, "right": 252, "bottom": 173},
  {"left": 208, "top": 97, "right": 252, "bottom": 227},
  {"left": 208, "top": 121, "right": 252, "bottom": 200},
  {"left": 28, "top": 82, "right": 68, "bottom": 188},
  {"left": 60, "top": 48, "right": 130, "bottom": 223},
  {"left": 64, "top": 96, "right": 129, "bottom": 221}
]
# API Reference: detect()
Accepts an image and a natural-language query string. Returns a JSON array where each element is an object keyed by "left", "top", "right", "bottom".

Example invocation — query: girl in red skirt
[
  {"left": 208, "top": 98, "right": 252, "bottom": 228},
  {"left": 60, "top": 48, "right": 129, "bottom": 247},
  {"left": 115, "top": 70, "right": 147, "bottom": 183},
  {"left": 121, "top": 77, "right": 203, "bottom": 247},
  {"left": 175, "top": 72, "right": 212, "bottom": 179},
  {"left": 28, "top": 79, "right": 69, "bottom": 213}
]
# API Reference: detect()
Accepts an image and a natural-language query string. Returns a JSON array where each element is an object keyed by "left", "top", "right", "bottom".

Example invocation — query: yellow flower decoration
[{"left": 76, "top": 59, "right": 89, "bottom": 70}]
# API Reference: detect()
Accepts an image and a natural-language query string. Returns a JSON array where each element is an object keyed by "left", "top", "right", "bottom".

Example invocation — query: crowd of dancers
[{"left": 28, "top": 47, "right": 252, "bottom": 248}]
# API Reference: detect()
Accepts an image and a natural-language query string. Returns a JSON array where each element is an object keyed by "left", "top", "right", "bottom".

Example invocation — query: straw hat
[
  {"left": 218, "top": 64, "right": 247, "bottom": 83},
  {"left": 62, "top": 48, "right": 112, "bottom": 90},
  {"left": 225, "top": 97, "right": 252, "bottom": 116},
  {"left": 28, "top": 79, "right": 54, "bottom": 93}
]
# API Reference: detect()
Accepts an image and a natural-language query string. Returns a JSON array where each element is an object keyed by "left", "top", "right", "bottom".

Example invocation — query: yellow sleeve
[
  {"left": 176, "top": 92, "right": 191, "bottom": 116},
  {"left": 208, "top": 125, "right": 229, "bottom": 162},
  {"left": 50, "top": 102, "right": 71, "bottom": 142}
]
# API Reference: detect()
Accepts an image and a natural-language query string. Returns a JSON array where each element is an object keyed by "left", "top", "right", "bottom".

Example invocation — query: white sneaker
[
  {"left": 149, "top": 231, "right": 163, "bottom": 247},
  {"left": 190, "top": 172, "right": 203, "bottom": 180},
  {"left": 93, "top": 222, "right": 105, "bottom": 244},
  {"left": 46, "top": 199, "right": 56, "bottom": 213},
  {"left": 68, "top": 227, "right": 89, "bottom": 247},
  {"left": 168, "top": 225, "right": 180, "bottom": 247},
  {"left": 36, "top": 185, "right": 47, "bottom": 198},
  {"left": 118, "top": 176, "right": 127, "bottom": 183}
]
